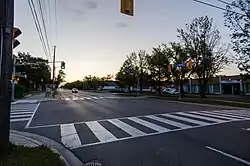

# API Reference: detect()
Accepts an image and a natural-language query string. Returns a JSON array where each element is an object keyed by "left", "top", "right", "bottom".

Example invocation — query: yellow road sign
[{"left": 121, "top": 0, "right": 134, "bottom": 16}]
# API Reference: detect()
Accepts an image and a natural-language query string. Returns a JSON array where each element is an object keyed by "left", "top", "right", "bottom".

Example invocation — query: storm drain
[{"left": 83, "top": 160, "right": 103, "bottom": 166}]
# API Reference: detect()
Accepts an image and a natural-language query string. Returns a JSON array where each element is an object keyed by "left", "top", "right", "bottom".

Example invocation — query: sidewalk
[
  {"left": 10, "top": 130, "right": 83, "bottom": 166},
  {"left": 12, "top": 93, "right": 60, "bottom": 104}
]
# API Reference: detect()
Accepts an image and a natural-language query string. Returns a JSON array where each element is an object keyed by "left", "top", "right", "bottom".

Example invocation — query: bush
[{"left": 14, "top": 84, "right": 25, "bottom": 98}]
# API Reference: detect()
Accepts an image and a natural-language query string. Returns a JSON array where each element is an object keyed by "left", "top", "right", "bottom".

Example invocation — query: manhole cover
[{"left": 83, "top": 160, "right": 103, "bottom": 166}]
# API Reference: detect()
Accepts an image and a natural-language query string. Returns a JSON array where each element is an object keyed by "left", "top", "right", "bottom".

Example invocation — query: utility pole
[
  {"left": 52, "top": 45, "right": 56, "bottom": 83},
  {"left": 0, "top": 0, "right": 14, "bottom": 153},
  {"left": 52, "top": 46, "right": 56, "bottom": 98}
]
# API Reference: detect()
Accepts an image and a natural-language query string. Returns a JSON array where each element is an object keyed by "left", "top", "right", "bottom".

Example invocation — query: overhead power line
[
  {"left": 37, "top": 0, "right": 52, "bottom": 60},
  {"left": 28, "top": 0, "right": 49, "bottom": 60},
  {"left": 193, "top": 0, "right": 245, "bottom": 16}
]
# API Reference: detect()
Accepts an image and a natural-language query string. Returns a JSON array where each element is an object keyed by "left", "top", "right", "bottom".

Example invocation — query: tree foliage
[
  {"left": 177, "top": 16, "right": 230, "bottom": 97},
  {"left": 15, "top": 52, "right": 52, "bottom": 90},
  {"left": 224, "top": 0, "right": 250, "bottom": 73},
  {"left": 166, "top": 42, "right": 189, "bottom": 96},
  {"left": 115, "top": 50, "right": 150, "bottom": 91},
  {"left": 56, "top": 69, "right": 66, "bottom": 86},
  {"left": 64, "top": 74, "right": 114, "bottom": 90},
  {"left": 147, "top": 44, "right": 171, "bottom": 93}
]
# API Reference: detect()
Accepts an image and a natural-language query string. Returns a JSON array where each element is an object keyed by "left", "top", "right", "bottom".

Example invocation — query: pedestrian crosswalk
[
  {"left": 12, "top": 100, "right": 39, "bottom": 104},
  {"left": 60, "top": 95, "right": 132, "bottom": 101},
  {"left": 59, "top": 109, "right": 250, "bottom": 149},
  {"left": 10, "top": 103, "right": 40, "bottom": 123}
]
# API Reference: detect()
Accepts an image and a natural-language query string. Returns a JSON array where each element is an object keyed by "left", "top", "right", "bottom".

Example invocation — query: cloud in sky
[
  {"left": 85, "top": 1, "right": 98, "bottom": 10},
  {"left": 59, "top": 0, "right": 98, "bottom": 16},
  {"left": 115, "top": 22, "right": 129, "bottom": 28}
]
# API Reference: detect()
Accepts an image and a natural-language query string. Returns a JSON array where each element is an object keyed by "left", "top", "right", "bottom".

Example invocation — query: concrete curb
[
  {"left": 146, "top": 96, "right": 250, "bottom": 110},
  {"left": 11, "top": 130, "right": 83, "bottom": 166}
]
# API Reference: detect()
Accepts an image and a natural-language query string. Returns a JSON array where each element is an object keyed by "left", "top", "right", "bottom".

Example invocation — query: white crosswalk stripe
[
  {"left": 10, "top": 103, "right": 40, "bottom": 123},
  {"left": 59, "top": 109, "right": 250, "bottom": 149},
  {"left": 86, "top": 121, "right": 118, "bottom": 143},
  {"left": 60, "top": 95, "right": 134, "bottom": 101}
]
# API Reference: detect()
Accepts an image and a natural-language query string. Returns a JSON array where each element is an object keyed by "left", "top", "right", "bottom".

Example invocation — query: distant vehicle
[
  {"left": 72, "top": 88, "right": 78, "bottom": 93},
  {"left": 164, "top": 88, "right": 179, "bottom": 94}
]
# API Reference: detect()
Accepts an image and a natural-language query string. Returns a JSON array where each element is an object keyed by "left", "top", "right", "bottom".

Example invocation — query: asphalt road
[{"left": 11, "top": 89, "right": 250, "bottom": 166}]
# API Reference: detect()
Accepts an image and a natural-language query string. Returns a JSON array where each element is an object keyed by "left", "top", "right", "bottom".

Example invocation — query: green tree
[
  {"left": 147, "top": 44, "right": 171, "bottom": 94},
  {"left": 56, "top": 69, "right": 66, "bottom": 86},
  {"left": 115, "top": 55, "right": 137, "bottom": 92},
  {"left": 224, "top": 0, "right": 250, "bottom": 73},
  {"left": 177, "top": 16, "right": 230, "bottom": 98},
  {"left": 15, "top": 52, "right": 52, "bottom": 90},
  {"left": 64, "top": 80, "right": 83, "bottom": 90},
  {"left": 167, "top": 42, "right": 189, "bottom": 97}
]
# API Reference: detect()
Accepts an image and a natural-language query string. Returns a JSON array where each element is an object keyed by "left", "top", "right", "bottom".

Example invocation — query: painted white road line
[
  {"left": 72, "top": 97, "right": 79, "bottom": 100},
  {"left": 224, "top": 110, "right": 250, "bottom": 117},
  {"left": 12, "top": 100, "right": 38, "bottom": 104},
  {"left": 128, "top": 117, "right": 170, "bottom": 132},
  {"left": 162, "top": 114, "right": 210, "bottom": 126},
  {"left": 242, "top": 128, "right": 250, "bottom": 131},
  {"left": 25, "top": 103, "right": 41, "bottom": 128},
  {"left": 10, "top": 111, "right": 34, "bottom": 115},
  {"left": 60, "top": 124, "right": 82, "bottom": 148},
  {"left": 86, "top": 121, "right": 118, "bottom": 143},
  {"left": 10, "top": 114, "right": 32, "bottom": 118},
  {"left": 146, "top": 115, "right": 192, "bottom": 129},
  {"left": 10, "top": 109, "right": 30, "bottom": 112},
  {"left": 214, "top": 111, "right": 250, "bottom": 118},
  {"left": 190, "top": 111, "right": 238, "bottom": 121},
  {"left": 175, "top": 112, "right": 226, "bottom": 123},
  {"left": 91, "top": 97, "right": 99, "bottom": 99},
  {"left": 86, "top": 97, "right": 91, "bottom": 100},
  {"left": 65, "top": 98, "right": 70, "bottom": 101},
  {"left": 109, "top": 119, "right": 146, "bottom": 137},
  {"left": 226, "top": 110, "right": 250, "bottom": 115},
  {"left": 206, "top": 146, "right": 250, "bottom": 166},
  {"left": 203, "top": 111, "right": 246, "bottom": 119},
  {"left": 10, "top": 117, "right": 31, "bottom": 122}
]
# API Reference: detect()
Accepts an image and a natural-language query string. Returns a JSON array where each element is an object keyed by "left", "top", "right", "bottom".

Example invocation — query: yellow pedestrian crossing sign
[{"left": 121, "top": 0, "right": 134, "bottom": 16}]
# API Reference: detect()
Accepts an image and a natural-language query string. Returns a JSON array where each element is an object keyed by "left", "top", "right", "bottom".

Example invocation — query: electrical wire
[
  {"left": 193, "top": 0, "right": 245, "bottom": 16},
  {"left": 28, "top": 0, "right": 49, "bottom": 60},
  {"left": 37, "top": 0, "right": 52, "bottom": 60}
]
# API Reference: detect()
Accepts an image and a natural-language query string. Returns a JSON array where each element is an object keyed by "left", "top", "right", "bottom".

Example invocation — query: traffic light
[
  {"left": 15, "top": 75, "right": 20, "bottom": 82},
  {"left": 61, "top": 61, "right": 65, "bottom": 69},
  {"left": 168, "top": 64, "right": 171, "bottom": 72},
  {"left": 13, "top": 27, "right": 22, "bottom": 49},
  {"left": 187, "top": 61, "right": 192, "bottom": 70},
  {"left": 121, "top": 0, "right": 134, "bottom": 16}
]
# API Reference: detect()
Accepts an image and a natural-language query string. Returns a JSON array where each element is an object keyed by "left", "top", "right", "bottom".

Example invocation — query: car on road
[{"left": 72, "top": 88, "right": 78, "bottom": 93}]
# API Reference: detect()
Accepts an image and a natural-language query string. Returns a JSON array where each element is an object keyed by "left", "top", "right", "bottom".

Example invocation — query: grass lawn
[
  {"left": 115, "top": 92, "right": 250, "bottom": 108},
  {"left": 147, "top": 95, "right": 250, "bottom": 108},
  {"left": 0, "top": 143, "right": 66, "bottom": 166}
]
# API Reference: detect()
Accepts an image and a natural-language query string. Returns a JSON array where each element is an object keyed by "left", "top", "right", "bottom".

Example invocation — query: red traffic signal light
[
  {"left": 167, "top": 64, "right": 171, "bottom": 72},
  {"left": 187, "top": 61, "right": 192, "bottom": 70}
]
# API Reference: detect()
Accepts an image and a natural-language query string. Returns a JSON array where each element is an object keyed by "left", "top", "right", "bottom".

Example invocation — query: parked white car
[{"left": 164, "top": 88, "right": 179, "bottom": 94}]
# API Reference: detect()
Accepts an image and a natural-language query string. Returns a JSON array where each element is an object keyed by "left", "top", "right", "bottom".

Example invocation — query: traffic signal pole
[
  {"left": 11, "top": 55, "right": 16, "bottom": 101},
  {"left": 0, "top": 0, "right": 14, "bottom": 153}
]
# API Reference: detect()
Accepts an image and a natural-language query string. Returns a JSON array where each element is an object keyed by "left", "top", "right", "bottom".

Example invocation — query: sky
[{"left": 14, "top": 0, "right": 239, "bottom": 82}]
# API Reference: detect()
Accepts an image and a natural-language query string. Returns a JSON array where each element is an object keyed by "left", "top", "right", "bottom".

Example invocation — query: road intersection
[{"left": 10, "top": 90, "right": 250, "bottom": 166}]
